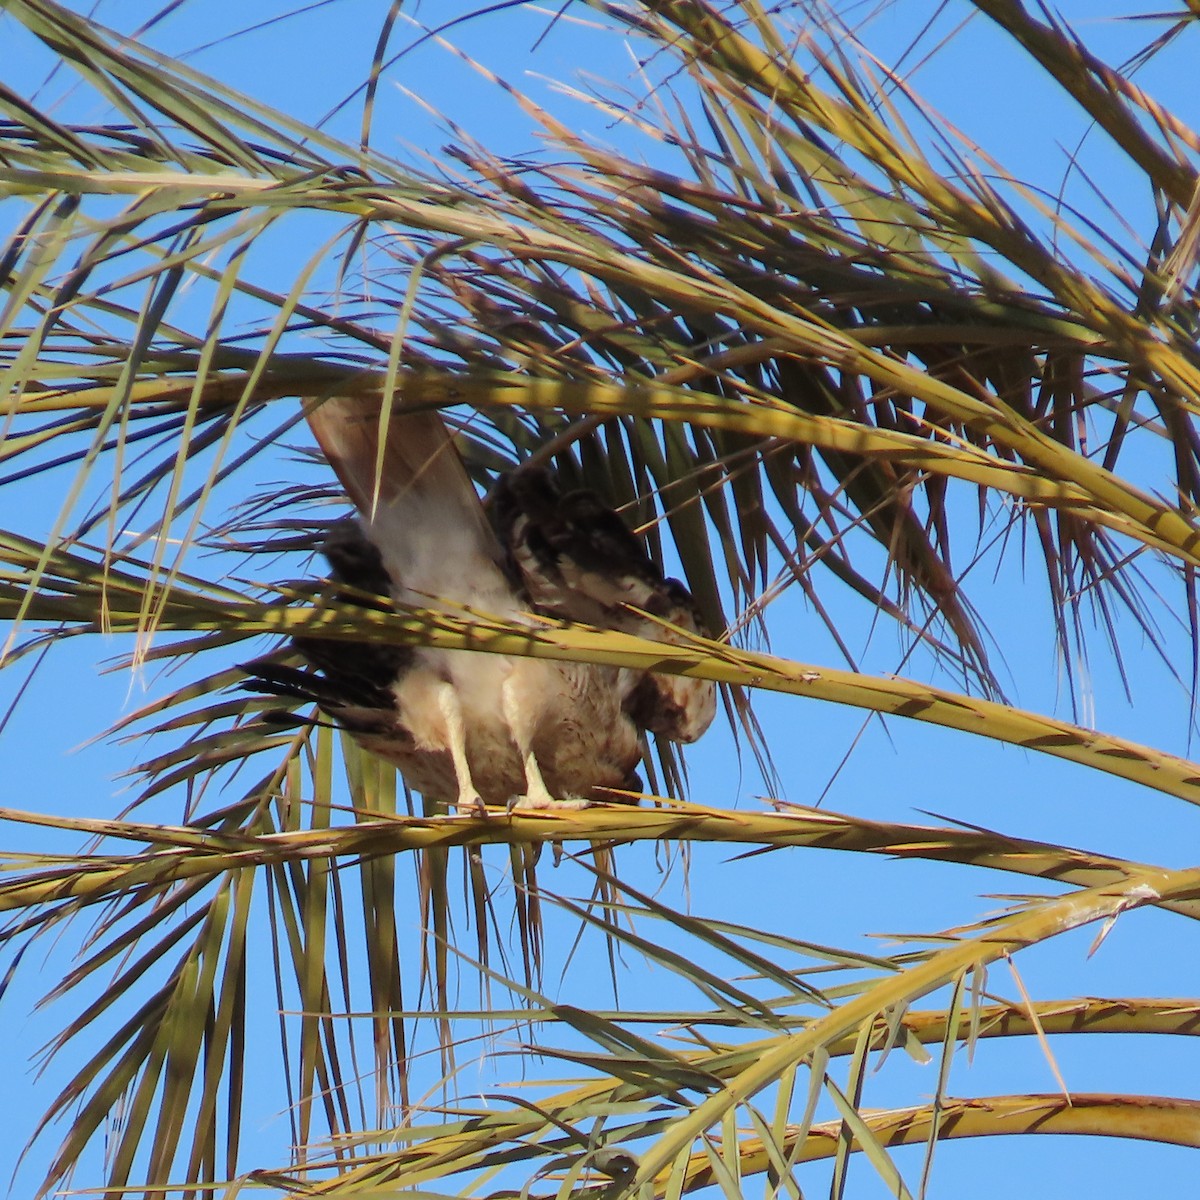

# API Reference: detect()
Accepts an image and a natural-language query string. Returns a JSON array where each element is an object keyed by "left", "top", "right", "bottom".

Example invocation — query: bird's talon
[
  {"left": 455, "top": 794, "right": 488, "bottom": 818},
  {"left": 507, "top": 793, "right": 591, "bottom": 812}
]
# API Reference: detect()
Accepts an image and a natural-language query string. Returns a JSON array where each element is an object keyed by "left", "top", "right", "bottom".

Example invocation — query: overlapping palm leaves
[{"left": 2, "top": 1, "right": 1200, "bottom": 1196}]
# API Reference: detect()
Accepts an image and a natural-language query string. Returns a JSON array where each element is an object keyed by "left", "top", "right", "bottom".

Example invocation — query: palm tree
[{"left": 3, "top": 1, "right": 1200, "bottom": 1196}]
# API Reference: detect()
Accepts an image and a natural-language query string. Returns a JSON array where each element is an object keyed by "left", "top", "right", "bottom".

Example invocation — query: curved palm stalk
[
  {"left": 6, "top": 531, "right": 1200, "bottom": 803},
  {"left": 5, "top": 793, "right": 1199, "bottom": 923},
  {"left": 674, "top": 1094, "right": 1200, "bottom": 1193}
]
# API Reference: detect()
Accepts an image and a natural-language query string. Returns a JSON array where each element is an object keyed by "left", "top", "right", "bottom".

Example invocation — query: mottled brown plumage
[{"left": 247, "top": 394, "right": 715, "bottom": 811}]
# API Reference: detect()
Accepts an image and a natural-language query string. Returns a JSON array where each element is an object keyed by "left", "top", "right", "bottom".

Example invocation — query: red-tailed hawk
[{"left": 248, "top": 395, "right": 715, "bottom": 811}]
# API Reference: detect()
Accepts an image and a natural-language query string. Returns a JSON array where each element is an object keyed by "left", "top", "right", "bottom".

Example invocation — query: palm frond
[{"left": 4, "top": 1, "right": 1200, "bottom": 1196}]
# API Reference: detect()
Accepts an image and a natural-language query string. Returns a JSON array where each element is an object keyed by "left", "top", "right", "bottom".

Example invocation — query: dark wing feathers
[
  {"left": 319, "top": 518, "right": 398, "bottom": 603},
  {"left": 243, "top": 521, "right": 410, "bottom": 729},
  {"left": 489, "top": 466, "right": 716, "bottom": 744},
  {"left": 490, "top": 467, "right": 690, "bottom": 621},
  {"left": 291, "top": 522, "right": 413, "bottom": 700}
]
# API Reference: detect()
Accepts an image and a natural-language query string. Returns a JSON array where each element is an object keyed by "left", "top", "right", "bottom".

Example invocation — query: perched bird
[{"left": 246, "top": 394, "right": 715, "bottom": 812}]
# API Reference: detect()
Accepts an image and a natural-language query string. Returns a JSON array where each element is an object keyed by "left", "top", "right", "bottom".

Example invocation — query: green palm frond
[{"left": 3, "top": 1, "right": 1200, "bottom": 1196}]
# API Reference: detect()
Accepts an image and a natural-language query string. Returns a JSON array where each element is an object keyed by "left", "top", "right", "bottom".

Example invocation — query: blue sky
[{"left": 2, "top": 2, "right": 1199, "bottom": 1197}]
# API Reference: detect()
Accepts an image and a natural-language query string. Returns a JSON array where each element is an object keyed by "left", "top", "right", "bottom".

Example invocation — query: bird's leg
[
  {"left": 501, "top": 673, "right": 589, "bottom": 811},
  {"left": 435, "top": 681, "right": 487, "bottom": 817}
]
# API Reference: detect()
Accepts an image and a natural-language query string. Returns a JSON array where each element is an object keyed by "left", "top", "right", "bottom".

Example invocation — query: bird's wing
[
  {"left": 306, "top": 394, "right": 513, "bottom": 611},
  {"left": 488, "top": 467, "right": 665, "bottom": 621},
  {"left": 489, "top": 466, "right": 717, "bottom": 743}
]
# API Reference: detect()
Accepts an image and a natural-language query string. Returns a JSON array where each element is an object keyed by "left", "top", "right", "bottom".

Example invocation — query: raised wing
[{"left": 306, "top": 394, "right": 514, "bottom": 615}]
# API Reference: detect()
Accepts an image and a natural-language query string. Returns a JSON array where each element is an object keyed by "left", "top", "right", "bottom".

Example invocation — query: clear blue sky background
[{"left": 2, "top": 2, "right": 1198, "bottom": 1197}]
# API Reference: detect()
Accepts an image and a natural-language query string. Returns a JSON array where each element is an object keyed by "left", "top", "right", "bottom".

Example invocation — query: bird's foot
[
  {"left": 507, "top": 792, "right": 591, "bottom": 812},
  {"left": 453, "top": 791, "right": 489, "bottom": 818}
]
